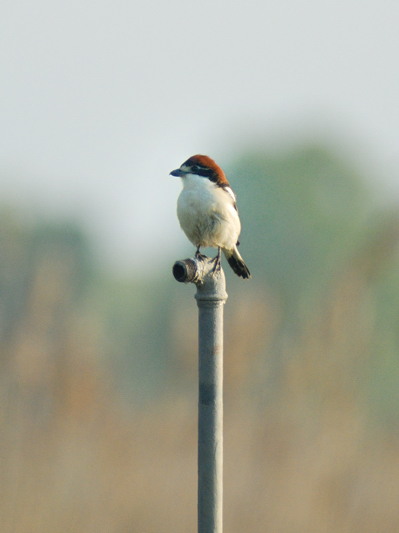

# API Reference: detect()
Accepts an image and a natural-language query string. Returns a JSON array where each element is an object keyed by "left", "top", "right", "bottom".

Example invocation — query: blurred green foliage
[
  {"left": 1, "top": 144, "right": 399, "bottom": 416},
  {"left": 230, "top": 146, "right": 371, "bottom": 307}
]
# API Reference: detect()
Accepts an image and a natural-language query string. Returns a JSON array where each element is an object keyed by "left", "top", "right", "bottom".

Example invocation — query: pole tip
[{"left": 172, "top": 257, "right": 228, "bottom": 301}]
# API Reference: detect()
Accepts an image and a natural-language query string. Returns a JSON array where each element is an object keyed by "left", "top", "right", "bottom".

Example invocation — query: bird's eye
[{"left": 191, "top": 165, "right": 200, "bottom": 172}]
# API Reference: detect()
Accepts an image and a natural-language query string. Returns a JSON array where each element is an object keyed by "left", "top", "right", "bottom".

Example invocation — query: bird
[{"left": 170, "top": 154, "right": 251, "bottom": 279}]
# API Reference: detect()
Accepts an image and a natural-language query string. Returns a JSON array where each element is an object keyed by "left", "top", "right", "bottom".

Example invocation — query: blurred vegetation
[{"left": 1, "top": 143, "right": 399, "bottom": 532}]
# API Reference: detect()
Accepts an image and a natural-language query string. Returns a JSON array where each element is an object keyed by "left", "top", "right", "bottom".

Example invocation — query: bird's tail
[{"left": 223, "top": 245, "right": 251, "bottom": 279}]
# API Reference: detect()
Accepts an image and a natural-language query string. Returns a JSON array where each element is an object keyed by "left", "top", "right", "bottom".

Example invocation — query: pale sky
[{"left": 1, "top": 0, "right": 399, "bottom": 272}]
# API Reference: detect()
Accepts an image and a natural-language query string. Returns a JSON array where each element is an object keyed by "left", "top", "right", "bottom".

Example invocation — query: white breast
[{"left": 177, "top": 173, "right": 241, "bottom": 250}]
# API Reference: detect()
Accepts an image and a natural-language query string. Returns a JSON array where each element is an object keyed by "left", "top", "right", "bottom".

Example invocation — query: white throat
[{"left": 180, "top": 173, "right": 215, "bottom": 191}]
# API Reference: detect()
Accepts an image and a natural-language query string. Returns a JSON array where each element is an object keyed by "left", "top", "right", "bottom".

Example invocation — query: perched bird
[{"left": 170, "top": 154, "right": 251, "bottom": 279}]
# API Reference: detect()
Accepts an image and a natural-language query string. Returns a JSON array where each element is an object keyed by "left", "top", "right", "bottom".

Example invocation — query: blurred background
[{"left": 1, "top": 1, "right": 399, "bottom": 531}]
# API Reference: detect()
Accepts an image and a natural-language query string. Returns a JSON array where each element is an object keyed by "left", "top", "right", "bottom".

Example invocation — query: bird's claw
[{"left": 210, "top": 254, "right": 222, "bottom": 275}]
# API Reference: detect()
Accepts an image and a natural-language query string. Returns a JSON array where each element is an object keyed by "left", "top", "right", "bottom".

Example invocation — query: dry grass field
[{"left": 1, "top": 148, "right": 399, "bottom": 532}]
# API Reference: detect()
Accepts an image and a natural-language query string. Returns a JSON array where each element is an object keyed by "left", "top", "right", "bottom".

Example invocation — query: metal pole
[{"left": 173, "top": 257, "right": 228, "bottom": 533}]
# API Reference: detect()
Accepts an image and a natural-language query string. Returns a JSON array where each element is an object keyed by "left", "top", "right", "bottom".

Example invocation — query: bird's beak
[{"left": 170, "top": 168, "right": 184, "bottom": 177}]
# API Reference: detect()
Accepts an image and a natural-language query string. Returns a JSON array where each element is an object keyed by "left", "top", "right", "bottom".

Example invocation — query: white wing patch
[
  {"left": 223, "top": 186, "right": 236, "bottom": 203},
  {"left": 222, "top": 186, "right": 238, "bottom": 211}
]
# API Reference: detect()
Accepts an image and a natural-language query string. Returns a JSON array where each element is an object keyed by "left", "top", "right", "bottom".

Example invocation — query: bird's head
[{"left": 170, "top": 155, "right": 229, "bottom": 185}]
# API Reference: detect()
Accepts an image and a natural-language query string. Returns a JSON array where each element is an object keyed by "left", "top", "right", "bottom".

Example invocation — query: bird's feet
[
  {"left": 211, "top": 248, "right": 222, "bottom": 275},
  {"left": 195, "top": 247, "right": 207, "bottom": 261}
]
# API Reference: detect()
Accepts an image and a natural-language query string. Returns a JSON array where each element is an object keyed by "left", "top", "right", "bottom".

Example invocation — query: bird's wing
[{"left": 221, "top": 185, "right": 238, "bottom": 212}]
